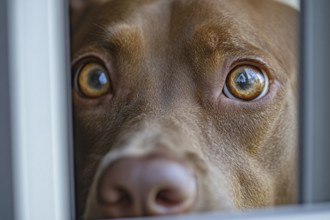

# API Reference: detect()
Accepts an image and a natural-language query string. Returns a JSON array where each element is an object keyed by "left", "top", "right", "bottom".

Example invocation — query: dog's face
[{"left": 70, "top": 0, "right": 298, "bottom": 218}]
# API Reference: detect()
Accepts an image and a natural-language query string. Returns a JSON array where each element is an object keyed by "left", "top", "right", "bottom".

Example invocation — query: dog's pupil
[
  {"left": 88, "top": 69, "right": 108, "bottom": 89},
  {"left": 235, "top": 72, "right": 249, "bottom": 90},
  {"left": 235, "top": 68, "right": 260, "bottom": 91}
]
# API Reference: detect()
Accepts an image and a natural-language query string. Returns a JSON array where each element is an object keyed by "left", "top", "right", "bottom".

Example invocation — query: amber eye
[
  {"left": 77, "top": 62, "right": 111, "bottom": 98},
  {"left": 224, "top": 65, "right": 269, "bottom": 101}
]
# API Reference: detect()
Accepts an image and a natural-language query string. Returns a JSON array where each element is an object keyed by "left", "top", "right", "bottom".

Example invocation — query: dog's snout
[{"left": 98, "top": 155, "right": 197, "bottom": 218}]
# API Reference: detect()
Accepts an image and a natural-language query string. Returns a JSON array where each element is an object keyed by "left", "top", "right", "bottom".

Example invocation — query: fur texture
[{"left": 70, "top": 0, "right": 298, "bottom": 218}]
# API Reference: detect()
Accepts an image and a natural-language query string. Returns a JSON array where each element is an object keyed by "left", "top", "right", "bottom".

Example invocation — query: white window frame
[{"left": 5, "top": 0, "right": 74, "bottom": 219}]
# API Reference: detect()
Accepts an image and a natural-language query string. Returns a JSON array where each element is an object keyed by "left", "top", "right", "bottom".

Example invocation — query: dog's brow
[
  {"left": 189, "top": 23, "right": 244, "bottom": 54},
  {"left": 100, "top": 24, "right": 144, "bottom": 52},
  {"left": 189, "top": 24, "right": 275, "bottom": 60}
]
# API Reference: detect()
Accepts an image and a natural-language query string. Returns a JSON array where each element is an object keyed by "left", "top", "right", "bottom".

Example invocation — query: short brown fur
[{"left": 70, "top": 0, "right": 298, "bottom": 218}]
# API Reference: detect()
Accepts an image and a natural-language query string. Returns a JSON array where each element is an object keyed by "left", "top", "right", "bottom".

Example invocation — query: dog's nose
[{"left": 98, "top": 155, "right": 196, "bottom": 218}]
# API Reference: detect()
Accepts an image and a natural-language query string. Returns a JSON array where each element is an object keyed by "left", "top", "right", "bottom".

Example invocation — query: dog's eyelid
[
  {"left": 72, "top": 57, "right": 107, "bottom": 76},
  {"left": 229, "top": 57, "right": 269, "bottom": 69},
  {"left": 227, "top": 56, "right": 275, "bottom": 81},
  {"left": 71, "top": 49, "right": 114, "bottom": 74},
  {"left": 72, "top": 44, "right": 106, "bottom": 62}
]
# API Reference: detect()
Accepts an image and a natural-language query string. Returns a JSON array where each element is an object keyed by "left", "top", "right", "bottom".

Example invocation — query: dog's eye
[
  {"left": 224, "top": 65, "right": 269, "bottom": 101},
  {"left": 77, "top": 62, "right": 111, "bottom": 98}
]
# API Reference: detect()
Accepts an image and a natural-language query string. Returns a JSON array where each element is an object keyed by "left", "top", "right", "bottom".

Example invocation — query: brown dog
[{"left": 70, "top": 0, "right": 298, "bottom": 219}]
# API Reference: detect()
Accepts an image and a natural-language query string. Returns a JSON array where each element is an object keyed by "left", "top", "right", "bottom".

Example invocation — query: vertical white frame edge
[
  {"left": 0, "top": 0, "right": 14, "bottom": 219},
  {"left": 8, "top": 0, "right": 74, "bottom": 220}
]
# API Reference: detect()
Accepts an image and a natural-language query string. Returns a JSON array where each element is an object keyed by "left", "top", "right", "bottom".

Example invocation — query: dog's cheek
[
  {"left": 73, "top": 111, "right": 104, "bottom": 156},
  {"left": 196, "top": 108, "right": 281, "bottom": 209},
  {"left": 231, "top": 165, "right": 275, "bottom": 209},
  {"left": 73, "top": 106, "right": 117, "bottom": 217},
  {"left": 72, "top": 112, "right": 99, "bottom": 217},
  {"left": 213, "top": 98, "right": 285, "bottom": 157}
]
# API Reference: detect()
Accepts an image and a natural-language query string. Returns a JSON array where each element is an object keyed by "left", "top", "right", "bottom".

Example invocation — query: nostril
[
  {"left": 147, "top": 169, "right": 197, "bottom": 216},
  {"left": 156, "top": 189, "right": 183, "bottom": 207},
  {"left": 147, "top": 183, "right": 196, "bottom": 216}
]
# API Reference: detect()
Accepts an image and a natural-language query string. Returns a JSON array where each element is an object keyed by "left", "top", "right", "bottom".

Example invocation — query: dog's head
[{"left": 70, "top": 0, "right": 298, "bottom": 218}]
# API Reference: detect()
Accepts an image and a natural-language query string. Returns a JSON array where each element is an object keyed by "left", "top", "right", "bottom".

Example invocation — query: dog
[{"left": 70, "top": 0, "right": 298, "bottom": 219}]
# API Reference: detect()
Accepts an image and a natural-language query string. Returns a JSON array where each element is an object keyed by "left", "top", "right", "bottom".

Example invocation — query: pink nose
[{"left": 98, "top": 155, "right": 197, "bottom": 218}]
